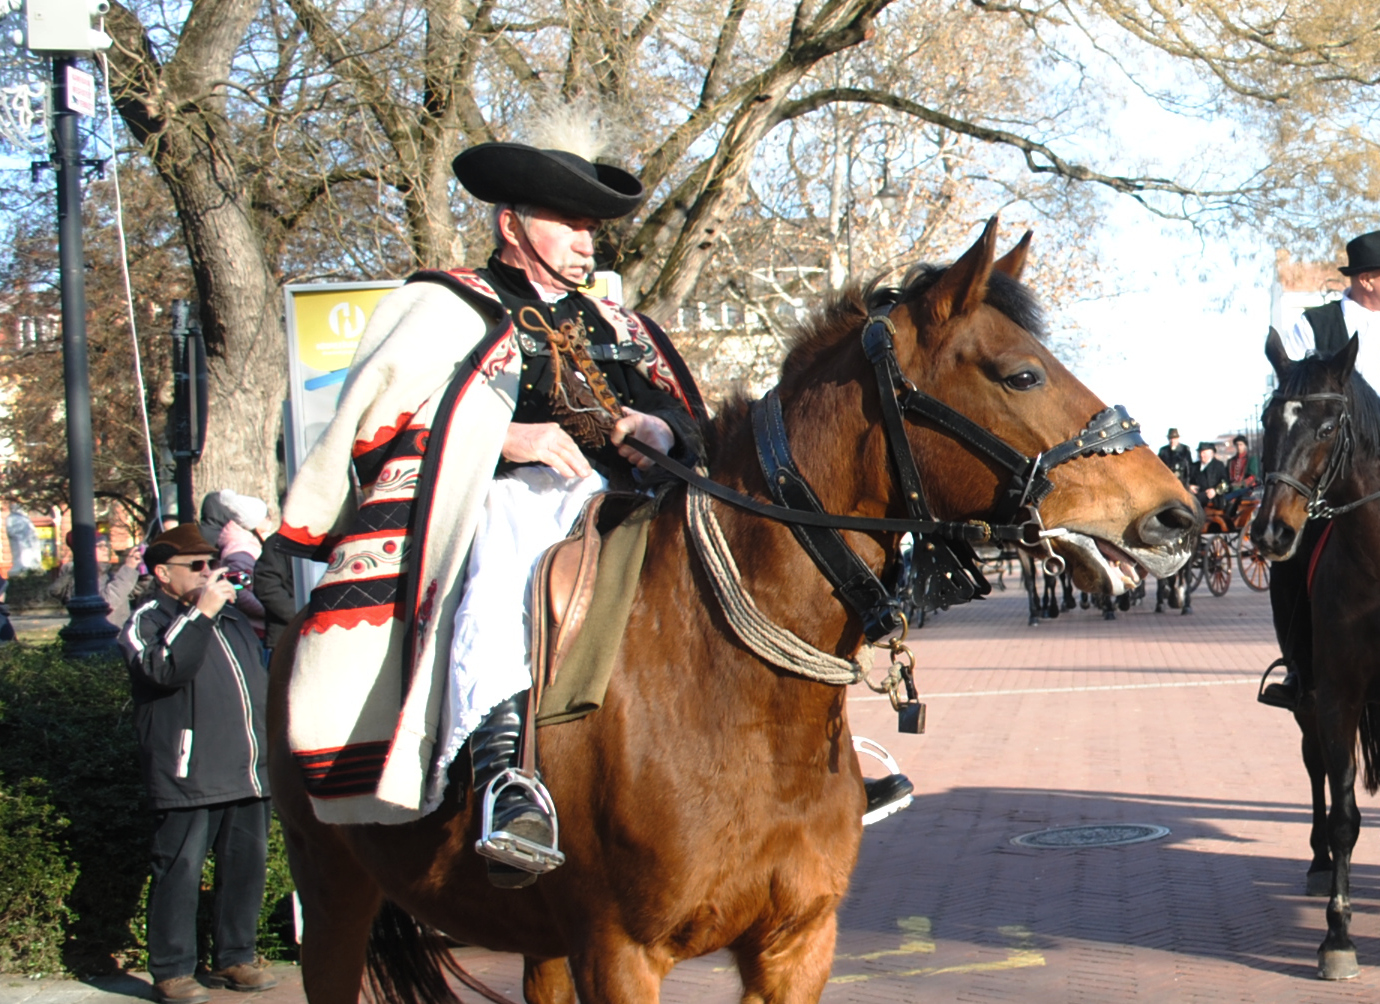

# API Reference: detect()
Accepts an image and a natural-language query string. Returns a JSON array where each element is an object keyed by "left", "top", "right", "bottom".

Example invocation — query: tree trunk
[{"left": 107, "top": 0, "right": 286, "bottom": 512}]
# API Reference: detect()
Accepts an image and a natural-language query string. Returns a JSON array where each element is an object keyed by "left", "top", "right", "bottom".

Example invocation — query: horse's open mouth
[{"left": 1054, "top": 531, "right": 1147, "bottom": 595}]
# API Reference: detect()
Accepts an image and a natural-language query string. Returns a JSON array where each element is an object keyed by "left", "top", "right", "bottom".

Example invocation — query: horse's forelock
[{"left": 888, "top": 263, "right": 1047, "bottom": 340}]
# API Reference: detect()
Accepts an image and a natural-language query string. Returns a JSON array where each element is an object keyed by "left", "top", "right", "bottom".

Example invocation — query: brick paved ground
[{"left": 7, "top": 579, "right": 1378, "bottom": 1002}]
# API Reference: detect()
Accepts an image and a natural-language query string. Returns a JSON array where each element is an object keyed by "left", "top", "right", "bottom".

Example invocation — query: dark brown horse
[
  {"left": 271, "top": 218, "right": 1198, "bottom": 1002},
  {"left": 1253, "top": 330, "right": 1380, "bottom": 980}
]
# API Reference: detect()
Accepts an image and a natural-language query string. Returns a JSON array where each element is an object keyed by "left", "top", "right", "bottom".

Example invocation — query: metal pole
[
  {"left": 53, "top": 55, "right": 118, "bottom": 656},
  {"left": 176, "top": 457, "right": 195, "bottom": 523}
]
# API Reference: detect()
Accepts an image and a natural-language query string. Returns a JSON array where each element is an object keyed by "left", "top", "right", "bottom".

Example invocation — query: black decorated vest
[{"left": 1303, "top": 301, "right": 1350, "bottom": 358}]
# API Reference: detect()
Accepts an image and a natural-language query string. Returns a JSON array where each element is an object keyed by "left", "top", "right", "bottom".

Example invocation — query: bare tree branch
[{"left": 773, "top": 86, "right": 1263, "bottom": 207}]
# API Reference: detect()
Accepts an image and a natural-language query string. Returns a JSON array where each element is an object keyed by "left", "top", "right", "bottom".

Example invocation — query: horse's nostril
[
  {"left": 1154, "top": 503, "right": 1198, "bottom": 532},
  {"left": 1138, "top": 502, "right": 1198, "bottom": 546}
]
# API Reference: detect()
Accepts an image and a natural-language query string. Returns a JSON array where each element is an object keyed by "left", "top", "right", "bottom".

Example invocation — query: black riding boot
[
  {"left": 862, "top": 774, "right": 915, "bottom": 825},
  {"left": 1259, "top": 660, "right": 1303, "bottom": 711},
  {"left": 470, "top": 694, "right": 560, "bottom": 889}
]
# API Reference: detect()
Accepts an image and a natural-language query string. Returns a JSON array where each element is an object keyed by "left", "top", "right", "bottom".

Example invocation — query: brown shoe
[
  {"left": 205, "top": 961, "right": 279, "bottom": 992},
  {"left": 152, "top": 977, "right": 210, "bottom": 1004}
]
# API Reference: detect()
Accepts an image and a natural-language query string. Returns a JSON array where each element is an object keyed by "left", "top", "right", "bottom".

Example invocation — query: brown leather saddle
[
  {"left": 531, "top": 492, "right": 607, "bottom": 696},
  {"left": 519, "top": 493, "right": 609, "bottom": 774}
]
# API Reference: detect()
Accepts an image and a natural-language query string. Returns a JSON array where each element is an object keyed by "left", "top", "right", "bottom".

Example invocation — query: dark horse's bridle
[
  {"left": 629, "top": 299, "right": 1147, "bottom": 645},
  {"left": 1264, "top": 389, "right": 1380, "bottom": 520}
]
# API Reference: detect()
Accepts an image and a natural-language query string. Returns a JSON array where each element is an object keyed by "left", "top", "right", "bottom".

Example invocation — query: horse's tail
[
  {"left": 365, "top": 900, "right": 517, "bottom": 1004},
  {"left": 1359, "top": 704, "right": 1380, "bottom": 796}
]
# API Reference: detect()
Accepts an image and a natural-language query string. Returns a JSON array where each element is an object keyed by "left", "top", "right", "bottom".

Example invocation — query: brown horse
[
  {"left": 1253, "top": 329, "right": 1380, "bottom": 980},
  {"left": 271, "top": 218, "right": 1198, "bottom": 1003}
]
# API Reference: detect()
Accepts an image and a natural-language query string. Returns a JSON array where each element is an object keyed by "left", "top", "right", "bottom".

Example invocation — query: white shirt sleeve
[{"left": 1281, "top": 313, "right": 1316, "bottom": 361}]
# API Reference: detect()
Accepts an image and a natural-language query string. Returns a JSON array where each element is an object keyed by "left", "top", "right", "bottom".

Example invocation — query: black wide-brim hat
[
  {"left": 1197, "top": 442, "right": 1217, "bottom": 453},
  {"left": 453, "top": 142, "right": 643, "bottom": 220},
  {"left": 1340, "top": 230, "right": 1380, "bottom": 276}
]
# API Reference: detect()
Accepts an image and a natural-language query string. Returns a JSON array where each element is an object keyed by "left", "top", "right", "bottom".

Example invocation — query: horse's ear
[
  {"left": 917, "top": 216, "right": 999, "bottom": 326},
  {"left": 1331, "top": 333, "right": 1360, "bottom": 382},
  {"left": 993, "top": 230, "right": 1033, "bottom": 281},
  {"left": 1264, "top": 327, "right": 1293, "bottom": 379}
]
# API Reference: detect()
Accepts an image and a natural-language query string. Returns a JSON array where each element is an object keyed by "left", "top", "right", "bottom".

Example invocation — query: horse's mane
[
  {"left": 702, "top": 262, "right": 1047, "bottom": 460},
  {"left": 1278, "top": 353, "right": 1380, "bottom": 461}
]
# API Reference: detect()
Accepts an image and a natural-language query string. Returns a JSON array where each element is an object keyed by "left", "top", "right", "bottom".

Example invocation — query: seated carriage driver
[
  {"left": 1261, "top": 230, "right": 1380, "bottom": 711},
  {"left": 1217, "top": 435, "right": 1259, "bottom": 521},
  {"left": 1189, "top": 442, "right": 1228, "bottom": 505}
]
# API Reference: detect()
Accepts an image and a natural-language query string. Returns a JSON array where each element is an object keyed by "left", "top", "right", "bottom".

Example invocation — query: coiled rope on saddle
[{"left": 686, "top": 486, "right": 864, "bottom": 686}]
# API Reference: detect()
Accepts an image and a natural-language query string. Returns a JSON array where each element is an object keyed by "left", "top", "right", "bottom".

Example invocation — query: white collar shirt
[{"left": 1283, "top": 289, "right": 1380, "bottom": 388}]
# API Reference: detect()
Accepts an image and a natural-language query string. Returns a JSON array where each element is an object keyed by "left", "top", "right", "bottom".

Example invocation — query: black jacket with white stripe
[{"left": 121, "top": 589, "right": 271, "bottom": 810}]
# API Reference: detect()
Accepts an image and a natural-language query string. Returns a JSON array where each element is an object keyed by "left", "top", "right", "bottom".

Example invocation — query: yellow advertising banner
[
  {"left": 284, "top": 281, "right": 403, "bottom": 472},
  {"left": 292, "top": 285, "right": 398, "bottom": 377}
]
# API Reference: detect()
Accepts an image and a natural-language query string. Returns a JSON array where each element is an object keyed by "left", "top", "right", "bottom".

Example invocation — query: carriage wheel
[
  {"left": 1187, "top": 541, "right": 1207, "bottom": 593},
  {"left": 1237, "top": 524, "right": 1271, "bottom": 592},
  {"left": 1206, "top": 535, "right": 1232, "bottom": 596}
]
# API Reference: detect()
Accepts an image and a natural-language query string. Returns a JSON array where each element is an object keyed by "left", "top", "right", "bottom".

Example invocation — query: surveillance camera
[{"left": 88, "top": 0, "right": 109, "bottom": 13}]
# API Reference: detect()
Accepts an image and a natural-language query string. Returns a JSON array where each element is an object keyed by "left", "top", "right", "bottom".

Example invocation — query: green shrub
[
  {"left": 3, "top": 570, "right": 59, "bottom": 612},
  {"left": 0, "top": 642, "right": 296, "bottom": 975},
  {"left": 0, "top": 782, "right": 77, "bottom": 974}
]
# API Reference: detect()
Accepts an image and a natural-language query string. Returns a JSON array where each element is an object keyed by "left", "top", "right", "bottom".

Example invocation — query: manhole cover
[{"left": 1011, "top": 823, "right": 1170, "bottom": 849}]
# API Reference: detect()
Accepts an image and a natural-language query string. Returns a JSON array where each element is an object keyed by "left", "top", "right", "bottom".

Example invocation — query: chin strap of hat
[{"left": 511, "top": 214, "right": 591, "bottom": 292}]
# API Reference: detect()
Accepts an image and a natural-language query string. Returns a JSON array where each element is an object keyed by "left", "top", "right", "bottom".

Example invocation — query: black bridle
[
  {"left": 1264, "top": 390, "right": 1380, "bottom": 520},
  {"left": 628, "top": 303, "right": 1147, "bottom": 643}
]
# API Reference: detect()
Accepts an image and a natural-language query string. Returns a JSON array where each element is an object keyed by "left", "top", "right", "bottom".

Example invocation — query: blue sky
[{"left": 1046, "top": 33, "right": 1284, "bottom": 451}]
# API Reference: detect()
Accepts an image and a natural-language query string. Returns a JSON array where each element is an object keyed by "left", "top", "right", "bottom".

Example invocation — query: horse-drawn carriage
[{"left": 1186, "top": 487, "right": 1271, "bottom": 596}]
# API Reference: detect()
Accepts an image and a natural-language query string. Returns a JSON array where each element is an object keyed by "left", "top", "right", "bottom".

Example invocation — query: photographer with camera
[{"left": 120, "top": 523, "right": 276, "bottom": 1003}]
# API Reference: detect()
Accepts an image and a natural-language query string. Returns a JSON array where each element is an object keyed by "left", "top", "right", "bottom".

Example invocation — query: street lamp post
[
  {"left": 52, "top": 55, "right": 118, "bottom": 656},
  {"left": 875, "top": 163, "right": 904, "bottom": 218}
]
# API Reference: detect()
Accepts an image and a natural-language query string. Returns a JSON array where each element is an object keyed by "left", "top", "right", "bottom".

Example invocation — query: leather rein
[
  {"left": 627, "top": 301, "right": 1147, "bottom": 644},
  {"left": 1265, "top": 390, "right": 1380, "bottom": 520}
]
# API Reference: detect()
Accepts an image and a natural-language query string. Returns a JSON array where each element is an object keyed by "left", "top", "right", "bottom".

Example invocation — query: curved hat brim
[{"left": 453, "top": 142, "right": 643, "bottom": 220}]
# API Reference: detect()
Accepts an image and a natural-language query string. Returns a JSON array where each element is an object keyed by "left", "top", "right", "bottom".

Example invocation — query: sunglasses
[{"left": 165, "top": 559, "right": 214, "bottom": 572}]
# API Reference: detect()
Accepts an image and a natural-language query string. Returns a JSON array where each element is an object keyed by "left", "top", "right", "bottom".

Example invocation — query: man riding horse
[
  {"left": 275, "top": 129, "right": 912, "bottom": 888},
  {"left": 1261, "top": 229, "right": 1380, "bottom": 710}
]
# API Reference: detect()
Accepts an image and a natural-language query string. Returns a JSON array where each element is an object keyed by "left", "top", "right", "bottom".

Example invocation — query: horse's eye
[
  {"left": 1319, "top": 421, "right": 1336, "bottom": 439},
  {"left": 1004, "top": 370, "right": 1042, "bottom": 391}
]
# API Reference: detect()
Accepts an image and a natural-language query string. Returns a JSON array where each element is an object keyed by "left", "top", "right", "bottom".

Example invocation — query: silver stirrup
[
  {"left": 474, "top": 769, "right": 566, "bottom": 874},
  {"left": 853, "top": 735, "right": 914, "bottom": 826}
]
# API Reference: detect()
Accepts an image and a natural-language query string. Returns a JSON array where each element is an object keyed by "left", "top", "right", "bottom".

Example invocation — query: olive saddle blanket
[{"left": 530, "top": 492, "right": 652, "bottom": 727}]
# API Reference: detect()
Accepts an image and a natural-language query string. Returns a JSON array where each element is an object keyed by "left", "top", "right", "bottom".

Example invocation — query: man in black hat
[
  {"left": 1154, "top": 429, "right": 1195, "bottom": 614},
  {"left": 120, "top": 525, "right": 275, "bottom": 1003},
  {"left": 1189, "top": 442, "right": 1228, "bottom": 501},
  {"left": 428, "top": 140, "right": 711, "bottom": 887},
  {"left": 449, "top": 141, "right": 701, "bottom": 483},
  {"left": 1158, "top": 428, "right": 1192, "bottom": 488},
  {"left": 1278, "top": 230, "right": 1380, "bottom": 383},
  {"left": 1262, "top": 231, "right": 1380, "bottom": 712}
]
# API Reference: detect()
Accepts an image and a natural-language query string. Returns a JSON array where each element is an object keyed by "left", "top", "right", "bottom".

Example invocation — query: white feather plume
[{"left": 522, "top": 98, "right": 614, "bottom": 162}]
